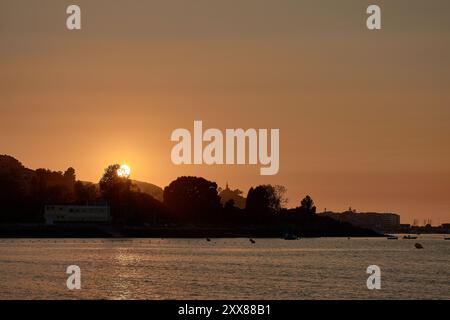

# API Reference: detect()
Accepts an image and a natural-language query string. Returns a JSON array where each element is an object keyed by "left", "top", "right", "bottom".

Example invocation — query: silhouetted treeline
[{"left": 0, "top": 155, "right": 377, "bottom": 236}]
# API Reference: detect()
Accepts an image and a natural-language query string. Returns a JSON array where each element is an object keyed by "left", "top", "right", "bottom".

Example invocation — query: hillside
[{"left": 131, "top": 180, "right": 163, "bottom": 201}]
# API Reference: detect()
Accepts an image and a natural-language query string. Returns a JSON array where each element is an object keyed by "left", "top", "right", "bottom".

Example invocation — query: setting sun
[{"left": 117, "top": 164, "right": 131, "bottom": 178}]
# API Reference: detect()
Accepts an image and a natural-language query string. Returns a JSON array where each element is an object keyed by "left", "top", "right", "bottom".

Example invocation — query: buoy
[{"left": 249, "top": 239, "right": 255, "bottom": 244}]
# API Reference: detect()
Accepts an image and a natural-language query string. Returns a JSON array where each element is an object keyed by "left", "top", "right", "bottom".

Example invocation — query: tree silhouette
[
  {"left": 32, "top": 168, "right": 75, "bottom": 204},
  {"left": 99, "top": 164, "right": 132, "bottom": 202},
  {"left": 274, "top": 185, "right": 288, "bottom": 208},
  {"left": 63, "top": 167, "right": 76, "bottom": 182},
  {"left": 246, "top": 184, "right": 285, "bottom": 216},
  {"left": 299, "top": 195, "right": 316, "bottom": 214},
  {"left": 163, "top": 176, "right": 221, "bottom": 221},
  {"left": 74, "top": 181, "right": 97, "bottom": 204}
]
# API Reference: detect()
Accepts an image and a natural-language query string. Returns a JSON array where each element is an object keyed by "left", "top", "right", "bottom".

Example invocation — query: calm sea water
[{"left": 0, "top": 235, "right": 448, "bottom": 300}]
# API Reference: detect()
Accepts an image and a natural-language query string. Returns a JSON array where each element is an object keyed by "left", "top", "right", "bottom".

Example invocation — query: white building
[{"left": 44, "top": 205, "right": 110, "bottom": 224}]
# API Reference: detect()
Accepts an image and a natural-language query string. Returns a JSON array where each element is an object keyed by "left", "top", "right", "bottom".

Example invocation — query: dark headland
[{"left": 0, "top": 155, "right": 382, "bottom": 238}]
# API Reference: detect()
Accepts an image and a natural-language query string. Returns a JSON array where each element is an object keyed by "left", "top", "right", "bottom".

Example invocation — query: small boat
[
  {"left": 403, "top": 235, "right": 418, "bottom": 240},
  {"left": 283, "top": 232, "right": 299, "bottom": 240},
  {"left": 415, "top": 243, "right": 424, "bottom": 249},
  {"left": 444, "top": 237, "right": 450, "bottom": 240},
  {"left": 387, "top": 236, "right": 398, "bottom": 240},
  {"left": 249, "top": 239, "right": 256, "bottom": 244}
]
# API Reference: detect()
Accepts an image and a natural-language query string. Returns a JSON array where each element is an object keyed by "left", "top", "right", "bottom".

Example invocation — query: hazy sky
[{"left": 1, "top": 0, "right": 450, "bottom": 224}]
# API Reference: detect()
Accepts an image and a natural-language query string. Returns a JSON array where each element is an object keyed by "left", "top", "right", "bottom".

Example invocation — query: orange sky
[{"left": 1, "top": 0, "right": 450, "bottom": 224}]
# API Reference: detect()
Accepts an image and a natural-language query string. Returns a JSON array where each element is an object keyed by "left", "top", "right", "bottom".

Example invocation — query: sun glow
[{"left": 117, "top": 164, "right": 131, "bottom": 178}]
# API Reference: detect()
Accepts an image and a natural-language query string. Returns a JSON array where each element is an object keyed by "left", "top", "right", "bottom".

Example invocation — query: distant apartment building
[
  {"left": 320, "top": 210, "right": 400, "bottom": 232},
  {"left": 44, "top": 205, "right": 110, "bottom": 224}
]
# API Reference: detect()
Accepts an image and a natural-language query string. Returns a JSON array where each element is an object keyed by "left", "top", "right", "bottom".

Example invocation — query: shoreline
[{"left": 0, "top": 224, "right": 384, "bottom": 238}]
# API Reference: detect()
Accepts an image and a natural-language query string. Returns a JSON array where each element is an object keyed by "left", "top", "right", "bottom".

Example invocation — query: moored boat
[{"left": 283, "top": 233, "right": 299, "bottom": 240}]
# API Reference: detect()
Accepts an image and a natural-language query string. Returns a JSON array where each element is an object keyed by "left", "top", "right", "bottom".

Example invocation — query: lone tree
[
  {"left": 298, "top": 195, "right": 316, "bottom": 215},
  {"left": 99, "top": 164, "right": 132, "bottom": 202},
  {"left": 163, "top": 176, "right": 221, "bottom": 221}
]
